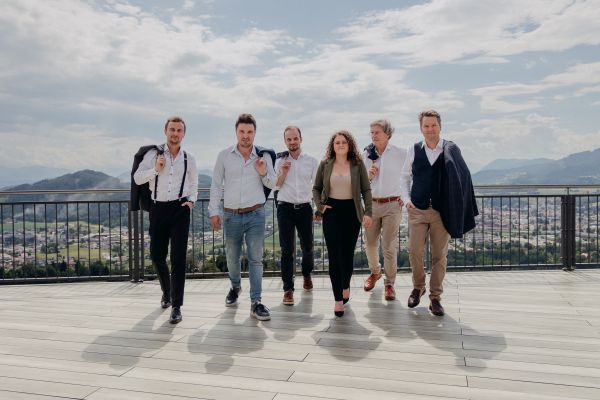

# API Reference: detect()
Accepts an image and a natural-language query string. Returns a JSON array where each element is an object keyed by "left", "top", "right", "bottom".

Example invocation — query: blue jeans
[{"left": 223, "top": 207, "right": 265, "bottom": 302}]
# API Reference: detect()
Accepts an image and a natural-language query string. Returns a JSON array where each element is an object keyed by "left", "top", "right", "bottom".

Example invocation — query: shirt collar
[
  {"left": 231, "top": 145, "right": 257, "bottom": 157},
  {"left": 163, "top": 143, "right": 182, "bottom": 158},
  {"left": 421, "top": 139, "right": 444, "bottom": 150}
]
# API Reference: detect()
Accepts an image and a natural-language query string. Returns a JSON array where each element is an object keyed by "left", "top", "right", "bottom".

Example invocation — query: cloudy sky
[{"left": 1, "top": 0, "right": 599, "bottom": 179}]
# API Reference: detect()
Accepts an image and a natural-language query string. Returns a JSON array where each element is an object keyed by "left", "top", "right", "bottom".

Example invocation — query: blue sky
[{"left": 1, "top": 0, "right": 599, "bottom": 178}]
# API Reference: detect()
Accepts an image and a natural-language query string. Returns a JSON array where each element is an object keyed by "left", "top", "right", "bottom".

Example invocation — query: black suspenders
[
  {"left": 153, "top": 148, "right": 188, "bottom": 202},
  {"left": 179, "top": 151, "right": 187, "bottom": 200}
]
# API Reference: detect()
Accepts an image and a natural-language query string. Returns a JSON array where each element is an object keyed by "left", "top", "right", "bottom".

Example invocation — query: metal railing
[{"left": 0, "top": 185, "right": 598, "bottom": 284}]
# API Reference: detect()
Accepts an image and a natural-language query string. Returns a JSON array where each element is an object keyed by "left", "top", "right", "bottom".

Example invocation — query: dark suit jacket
[
  {"left": 129, "top": 144, "right": 160, "bottom": 212},
  {"left": 440, "top": 141, "right": 479, "bottom": 238},
  {"left": 312, "top": 158, "right": 372, "bottom": 223}
]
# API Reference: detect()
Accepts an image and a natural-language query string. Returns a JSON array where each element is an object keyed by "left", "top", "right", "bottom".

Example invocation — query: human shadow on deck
[
  {"left": 187, "top": 306, "right": 268, "bottom": 374},
  {"left": 81, "top": 307, "right": 175, "bottom": 371},
  {"left": 311, "top": 298, "right": 383, "bottom": 361},
  {"left": 263, "top": 290, "right": 325, "bottom": 342},
  {"left": 364, "top": 288, "right": 507, "bottom": 368}
]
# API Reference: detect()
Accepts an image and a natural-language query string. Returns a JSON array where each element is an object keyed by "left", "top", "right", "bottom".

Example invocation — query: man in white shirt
[
  {"left": 208, "top": 113, "right": 277, "bottom": 321},
  {"left": 362, "top": 119, "right": 407, "bottom": 301},
  {"left": 134, "top": 116, "right": 198, "bottom": 324},
  {"left": 399, "top": 110, "right": 449, "bottom": 316},
  {"left": 275, "top": 126, "right": 318, "bottom": 306}
]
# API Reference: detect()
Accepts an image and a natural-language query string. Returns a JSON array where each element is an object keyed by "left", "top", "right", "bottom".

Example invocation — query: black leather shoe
[
  {"left": 429, "top": 299, "right": 445, "bottom": 316},
  {"left": 334, "top": 310, "right": 344, "bottom": 317},
  {"left": 407, "top": 288, "right": 426, "bottom": 308},
  {"left": 161, "top": 294, "right": 171, "bottom": 309},
  {"left": 169, "top": 307, "right": 182, "bottom": 324}
]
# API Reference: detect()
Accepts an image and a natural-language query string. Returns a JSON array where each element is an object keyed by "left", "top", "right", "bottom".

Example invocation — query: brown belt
[
  {"left": 223, "top": 203, "right": 263, "bottom": 214},
  {"left": 373, "top": 196, "right": 401, "bottom": 204}
]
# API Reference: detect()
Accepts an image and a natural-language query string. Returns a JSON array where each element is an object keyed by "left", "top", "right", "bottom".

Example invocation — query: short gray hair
[{"left": 370, "top": 119, "right": 394, "bottom": 137}]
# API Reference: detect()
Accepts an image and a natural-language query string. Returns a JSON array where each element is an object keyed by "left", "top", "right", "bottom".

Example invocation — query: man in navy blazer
[{"left": 400, "top": 110, "right": 478, "bottom": 316}]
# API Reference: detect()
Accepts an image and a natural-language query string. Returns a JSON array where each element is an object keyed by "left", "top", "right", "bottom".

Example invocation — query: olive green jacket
[{"left": 312, "top": 159, "right": 373, "bottom": 223}]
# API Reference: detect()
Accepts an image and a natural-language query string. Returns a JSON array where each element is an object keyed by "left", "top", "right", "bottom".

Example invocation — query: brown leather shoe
[
  {"left": 429, "top": 299, "right": 445, "bottom": 316},
  {"left": 303, "top": 275, "right": 313, "bottom": 292},
  {"left": 384, "top": 284, "right": 396, "bottom": 301},
  {"left": 363, "top": 272, "right": 381, "bottom": 291},
  {"left": 407, "top": 288, "right": 426, "bottom": 308},
  {"left": 282, "top": 289, "right": 294, "bottom": 306}
]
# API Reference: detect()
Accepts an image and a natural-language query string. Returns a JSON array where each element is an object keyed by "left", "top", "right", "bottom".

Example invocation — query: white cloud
[
  {"left": 471, "top": 62, "right": 600, "bottom": 112},
  {"left": 0, "top": 0, "right": 598, "bottom": 177},
  {"left": 452, "top": 113, "right": 600, "bottom": 171},
  {"left": 183, "top": 0, "right": 195, "bottom": 11},
  {"left": 0, "top": 123, "right": 146, "bottom": 170},
  {"left": 336, "top": 0, "right": 600, "bottom": 67}
]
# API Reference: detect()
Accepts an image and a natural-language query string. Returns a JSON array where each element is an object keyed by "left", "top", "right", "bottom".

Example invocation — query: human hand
[
  {"left": 181, "top": 201, "right": 194, "bottom": 211},
  {"left": 210, "top": 215, "right": 221, "bottom": 230},
  {"left": 362, "top": 215, "right": 372, "bottom": 229},
  {"left": 254, "top": 156, "right": 267, "bottom": 176},
  {"left": 313, "top": 205, "right": 332, "bottom": 221},
  {"left": 405, "top": 201, "right": 415, "bottom": 209},
  {"left": 369, "top": 164, "right": 378, "bottom": 180},
  {"left": 281, "top": 159, "right": 291, "bottom": 175},
  {"left": 155, "top": 154, "right": 166, "bottom": 173}
]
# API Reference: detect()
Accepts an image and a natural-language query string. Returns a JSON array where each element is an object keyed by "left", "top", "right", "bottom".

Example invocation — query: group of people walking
[{"left": 133, "top": 110, "right": 478, "bottom": 324}]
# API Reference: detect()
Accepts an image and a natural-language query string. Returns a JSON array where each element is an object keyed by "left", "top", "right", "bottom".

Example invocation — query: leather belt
[
  {"left": 224, "top": 203, "right": 263, "bottom": 214},
  {"left": 373, "top": 196, "right": 402, "bottom": 204},
  {"left": 278, "top": 201, "right": 311, "bottom": 209}
]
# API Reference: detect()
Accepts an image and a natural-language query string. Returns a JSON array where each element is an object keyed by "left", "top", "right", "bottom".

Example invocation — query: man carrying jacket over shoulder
[{"left": 400, "top": 110, "right": 478, "bottom": 317}]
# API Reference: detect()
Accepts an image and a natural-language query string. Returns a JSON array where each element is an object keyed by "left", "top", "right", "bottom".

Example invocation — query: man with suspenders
[{"left": 134, "top": 116, "right": 198, "bottom": 324}]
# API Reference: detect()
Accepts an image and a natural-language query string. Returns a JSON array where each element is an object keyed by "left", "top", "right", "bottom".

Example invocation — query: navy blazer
[{"left": 440, "top": 141, "right": 479, "bottom": 238}]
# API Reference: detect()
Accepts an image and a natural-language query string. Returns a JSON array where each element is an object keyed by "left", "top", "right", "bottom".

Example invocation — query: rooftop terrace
[{"left": 1, "top": 269, "right": 600, "bottom": 400}]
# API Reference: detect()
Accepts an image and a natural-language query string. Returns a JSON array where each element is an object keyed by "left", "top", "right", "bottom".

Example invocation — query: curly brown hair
[{"left": 324, "top": 130, "right": 363, "bottom": 164}]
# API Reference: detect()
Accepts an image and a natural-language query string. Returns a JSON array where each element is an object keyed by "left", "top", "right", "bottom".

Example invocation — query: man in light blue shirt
[{"left": 208, "top": 113, "right": 276, "bottom": 321}]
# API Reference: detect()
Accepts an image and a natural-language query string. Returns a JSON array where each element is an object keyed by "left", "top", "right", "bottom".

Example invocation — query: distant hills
[
  {"left": 472, "top": 148, "right": 600, "bottom": 185},
  {"left": 1, "top": 147, "right": 598, "bottom": 191},
  {"left": 8, "top": 170, "right": 126, "bottom": 191},
  {"left": 478, "top": 158, "right": 553, "bottom": 172},
  {"left": 3, "top": 169, "right": 212, "bottom": 192},
  {"left": 1, "top": 170, "right": 213, "bottom": 205}
]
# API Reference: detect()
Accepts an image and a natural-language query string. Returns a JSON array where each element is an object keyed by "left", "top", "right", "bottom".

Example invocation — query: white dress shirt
[
  {"left": 133, "top": 144, "right": 198, "bottom": 203},
  {"left": 362, "top": 144, "right": 407, "bottom": 198},
  {"left": 208, "top": 145, "right": 277, "bottom": 217},
  {"left": 399, "top": 139, "right": 445, "bottom": 204},
  {"left": 274, "top": 152, "right": 318, "bottom": 204}
]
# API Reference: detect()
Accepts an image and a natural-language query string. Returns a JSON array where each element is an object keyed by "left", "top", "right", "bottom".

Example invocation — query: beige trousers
[
  {"left": 408, "top": 207, "right": 450, "bottom": 300},
  {"left": 364, "top": 201, "right": 402, "bottom": 285}
]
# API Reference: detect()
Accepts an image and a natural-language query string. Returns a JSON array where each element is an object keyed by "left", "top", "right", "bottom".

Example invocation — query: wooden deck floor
[{"left": 1, "top": 269, "right": 600, "bottom": 400}]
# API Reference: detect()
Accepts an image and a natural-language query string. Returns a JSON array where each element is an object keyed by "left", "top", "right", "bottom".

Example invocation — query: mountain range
[
  {"left": 472, "top": 148, "right": 600, "bottom": 184},
  {"left": 1, "top": 148, "right": 599, "bottom": 192}
]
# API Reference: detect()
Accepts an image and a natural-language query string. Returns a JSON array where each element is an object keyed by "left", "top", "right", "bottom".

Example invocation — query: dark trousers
[
  {"left": 277, "top": 202, "right": 314, "bottom": 291},
  {"left": 322, "top": 198, "right": 361, "bottom": 301},
  {"left": 149, "top": 200, "right": 190, "bottom": 308}
]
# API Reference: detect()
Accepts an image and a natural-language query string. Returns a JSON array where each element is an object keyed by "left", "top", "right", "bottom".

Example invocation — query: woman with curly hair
[{"left": 313, "top": 130, "right": 373, "bottom": 317}]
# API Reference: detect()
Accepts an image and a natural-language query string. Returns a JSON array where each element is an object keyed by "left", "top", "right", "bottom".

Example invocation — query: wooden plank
[{"left": 0, "top": 376, "right": 97, "bottom": 399}]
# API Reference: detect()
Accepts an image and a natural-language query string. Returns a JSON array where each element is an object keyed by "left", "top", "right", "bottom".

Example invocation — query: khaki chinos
[
  {"left": 407, "top": 207, "right": 449, "bottom": 300},
  {"left": 364, "top": 201, "right": 402, "bottom": 285}
]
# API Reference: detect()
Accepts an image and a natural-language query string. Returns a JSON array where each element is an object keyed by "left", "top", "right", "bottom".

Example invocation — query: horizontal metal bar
[{"left": 1, "top": 184, "right": 599, "bottom": 197}]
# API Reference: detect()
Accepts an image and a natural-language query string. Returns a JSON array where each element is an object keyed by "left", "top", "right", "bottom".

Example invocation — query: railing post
[
  {"left": 139, "top": 211, "right": 145, "bottom": 281},
  {"left": 128, "top": 209, "right": 133, "bottom": 280},
  {"left": 131, "top": 210, "right": 143, "bottom": 282},
  {"left": 561, "top": 195, "right": 576, "bottom": 271}
]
